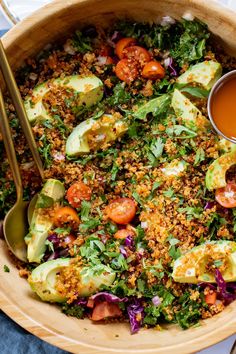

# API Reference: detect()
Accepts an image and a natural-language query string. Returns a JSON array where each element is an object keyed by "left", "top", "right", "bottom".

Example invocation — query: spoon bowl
[{"left": 4, "top": 199, "right": 29, "bottom": 262}]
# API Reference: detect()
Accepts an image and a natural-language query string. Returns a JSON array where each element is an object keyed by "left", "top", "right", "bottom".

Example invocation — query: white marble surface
[{"left": 0, "top": 0, "right": 235, "bottom": 353}]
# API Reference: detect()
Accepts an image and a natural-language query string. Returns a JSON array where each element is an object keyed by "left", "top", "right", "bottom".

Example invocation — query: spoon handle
[
  {"left": 0, "top": 87, "right": 23, "bottom": 201},
  {"left": 0, "top": 40, "right": 44, "bottom": 181}
]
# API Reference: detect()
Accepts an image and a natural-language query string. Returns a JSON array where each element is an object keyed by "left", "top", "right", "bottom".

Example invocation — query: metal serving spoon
[{"left": 0, "top": 40, "right": 44, "bottom": 262}]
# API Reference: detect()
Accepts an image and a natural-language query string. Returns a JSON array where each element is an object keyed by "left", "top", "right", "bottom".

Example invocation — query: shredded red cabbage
[
  {"left": 124, "top": 235, "right": 135, "bottom": 249},
  {"left": 204, "top": 201, "right": 215, "bottom": 210},
  {"left": 90, "top": 292, "right": 128, "bottom": 303},
  {"left": 127, "top": 299, "right": 144, "bottom": 334},
  {"left": 215, "top": 269, "right": 236, "bottom": 305},
  {"left": 74, "top": 298, "right": 88, "bottom": 306},
  {"left": 198, "top": 282, "right": 216, "bottom": 291},
  {"left": 47, "top": 233, "right": 60, "bottom": 248}
]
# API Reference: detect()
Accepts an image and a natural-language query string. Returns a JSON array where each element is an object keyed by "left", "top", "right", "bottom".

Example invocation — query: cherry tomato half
[
  {"left": 123, "top": 46, "right": 151, "bottom": 65},
  {"left": 54, "top": 206, "right": 80, "bottom": 227},
  {"left": 114, "top": 228, "right": 135, "bottom": 239},
  {"left": 105, "top": 198, "right": 137, "bottom": 224},
  {"left": 115, "top": 59, "right": 138, "bottom": 84},
  {"left": 215, "top": 182, "right": 236, "bottom": 208},
  {"left": 91, "top": 301, "right": 122, "bottom": 321},
  {"left": 66, "top": 182, "right": 92, "bottom": 208},
  {"left": 115, "top": 37, "right": 136, "bottom": 59},
  {"left": 142, "top": 60, "right": 165, "bottom": 80},
  {"left": 205, "top": 292, "right": 217, "bottom": 305}
]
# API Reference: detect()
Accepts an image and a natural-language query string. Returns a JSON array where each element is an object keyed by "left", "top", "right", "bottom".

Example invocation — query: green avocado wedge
[
  {"left": 26, "top": 179, "right": 65, "bottom": 263},
  {"left": 172, "top": 241, "right": 236, "bottom": 283},
  {"left": 205, "top": 151, "right": 236, "bottom": 191},
  {"left": 66, "top": 114, "right": 127, "bottom": 157},
  {"left": 171, "top": 89, "right": 210, "bottom": 132},
  {"left": 176, "top": 60, "right": 222, "bottom": 90},
  {"left": 24, "top": 75, "right": 103, "bottom": 124},
  {"left": 28, "top": 260, "right": 116, "bottom": 302}
]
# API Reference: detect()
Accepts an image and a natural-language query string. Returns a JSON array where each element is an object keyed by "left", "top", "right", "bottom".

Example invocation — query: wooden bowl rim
[{"left": 0, "top": 0, "right": 236, "bottom": 353}]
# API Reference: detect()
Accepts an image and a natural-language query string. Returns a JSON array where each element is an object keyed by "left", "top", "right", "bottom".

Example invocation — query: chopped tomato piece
[
  {"left": 91, "top": 301, "right": 122, "bottom": 321},
  {"left": 54, "top": 206, "right": 80, "bottom": 227},
  {"left": 87, "top": 298, "right": 95, "bottom": 308},
  {"left": 115, "top": 59, "right": 138, "bottom": 84},
  {"left": 115, "top": 37, "right": 136, "bottom": 59},
  {"left": 205, "top": 292, "right": 217, "bottom": 305},
  {"left": 114, "top": 228, "right": 135, "bottom": 239},
  {"left": 66, "top": 182, "right": 92, "bottom": 208},
  {"left": 123, "top": 46, "right": 151, "bottom": 65},
  {"left": 142, "top": 61, "right": 165, "bottom": 79},
  {"left": 215, "top": 182, "right": 236, "bottom": 208},
  {"left": 105, "top": 198, "right": 137, "bottom": 225}
]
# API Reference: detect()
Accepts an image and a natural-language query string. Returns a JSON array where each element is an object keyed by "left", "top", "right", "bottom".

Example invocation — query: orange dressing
[{"left": 211, "top": 76, "right": 236, "bottom": 141}]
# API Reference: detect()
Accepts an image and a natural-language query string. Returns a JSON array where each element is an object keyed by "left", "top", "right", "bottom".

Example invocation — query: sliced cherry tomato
[
  {"left": 66, "top": 182, "right": 92, "bottom": 208},
  {"left": 87, "top": 298, "right": 95, "bottom": 308},
  {"left": 215, "top": 182, "right": 236, "bottom": 208},
  {"left": 54, "top": 206, "right": 80, "bottom": 227},
  {"left": 115, "top": 37, "right": 136, "bottom": 59},
  {"left": 142, "top": 60, "right": 165, "bottom": 80},
  {"left": 115, "top": 59, "right": 138, "bottom": 84},
  {"left": 91, "top": 301, "right": 122, "bottom": 321},
  {"left": 105, "top": 198, "right": 137, "bottom": 225},
  {"left": 205, "top": 292, "right": 217, "bottom": 305},
  {"left": 123, "top": 46, "right": 151, "bottom": 65},
  {"left": 114, "top": 228, "right": 135, "bottom": 239}
]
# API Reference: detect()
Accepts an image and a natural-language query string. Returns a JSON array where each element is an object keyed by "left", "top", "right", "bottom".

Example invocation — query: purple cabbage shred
[
  {"left": 127, "top": 299, "right": 144, "bottom": 334},
  {"left": 90, "top": 292, "right": 128, "bottom": 303},
  {"left": 124, "top": 235, "right": 135, "bottom": 249},
  {"left": 215, "top": 269, "right": 236, "bottom": 305}
]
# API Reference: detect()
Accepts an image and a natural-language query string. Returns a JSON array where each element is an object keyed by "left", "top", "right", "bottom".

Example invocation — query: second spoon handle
[
  {"left": 0, "top": 87, "right": 23, "bottom": 201},
  {"left": 0, "top": 40, "right": 44, "bottom": 181}
]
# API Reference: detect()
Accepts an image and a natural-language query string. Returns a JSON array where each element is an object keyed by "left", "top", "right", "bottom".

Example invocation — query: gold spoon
[
  {"left": 0, "top": 40, "right": 44, "bottom": 261},
  {"left": 0, "top": 87, "right": 28, "bottom": 261}
]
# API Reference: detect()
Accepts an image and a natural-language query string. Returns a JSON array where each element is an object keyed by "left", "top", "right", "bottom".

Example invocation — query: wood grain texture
[{"left": 0, "top": 0, "right": 236, "bottom": 353}]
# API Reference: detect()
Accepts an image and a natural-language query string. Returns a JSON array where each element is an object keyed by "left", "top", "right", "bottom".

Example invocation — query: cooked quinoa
[{"left": 1, "top": 18, "right": 236, "bottom": 333}]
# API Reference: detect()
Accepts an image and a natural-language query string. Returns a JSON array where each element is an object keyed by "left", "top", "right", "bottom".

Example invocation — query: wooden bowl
[{"left": 0, "top": 0, "right": 236, "bottom": 353}]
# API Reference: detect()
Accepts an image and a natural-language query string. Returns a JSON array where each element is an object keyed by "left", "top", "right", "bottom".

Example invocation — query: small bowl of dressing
[{"left": 208, "top": 70, "right": 236, "bottom": 143}]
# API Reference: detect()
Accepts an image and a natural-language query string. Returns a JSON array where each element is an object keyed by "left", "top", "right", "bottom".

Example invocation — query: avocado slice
[
  {"left": 28, "top": 260, "right": 116, "bottom": 302},
  {"left": 134, "top": 94, "right": 171, "bottom": 120},
  {"left": 218, "top": 138, "right": 236, "bottom": 153},
  {"left": 172, "top": 241, "right": 236, "bottom": 283},
  {"left": 172, "top": 89, "right": 210, "bottom": 132},
  {"left": 26, "top": 179, "right": 65, "bottom": 263},
  {"left": 205, "top": 151, "right": 236, "bottom": 191},
  {"left": 24, "top": 75, "right": 103, "bottom": 125},
  {"left": 35, "top": 179, "right": 65, "bottom": 209},
  {"left": 28, "top": 258, "right": 71, "bottom": 302},
  {"left": 177, "top": 61, "right": 222, "bottom": 90},
  {"left": 66, "top": 114, "right": 127, "bottom": 157},
  {"left": 161, "top": 160, "right": 187, "bottom": 177}
]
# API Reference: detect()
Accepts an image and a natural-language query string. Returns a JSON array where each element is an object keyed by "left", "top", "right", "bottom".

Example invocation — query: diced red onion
[
  {"left": 182, "top": 12, "right": 194, "bottom": 21},
  {"left": 107, "top": 31, "right": 122, "bottom": 47},
  {"left": 64, "top": 41, "right": 76, "bottom": 55},
  {"left": 53, "top": 152, "right": 65, "bottom": 162},
  {"left": 96, "top": 55, "right": 107, "bottom": 66},
  {"left": 160, "top": 16, "right": 175, "bottom": 26},
  {"left": 29, "top": 73, "right": 38, "bottom": 81},
  {"left": 119, "top": 245, "right": 128, "bottom": 258},
  {"left": 141, "top": 221, "right": 148, "bottom": 229},
  {"left": 163, "top": 57, "right": 178, "bottom": 76},
  {"left": 152, "top": 295, "right": 162, "bottom": 306}
]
